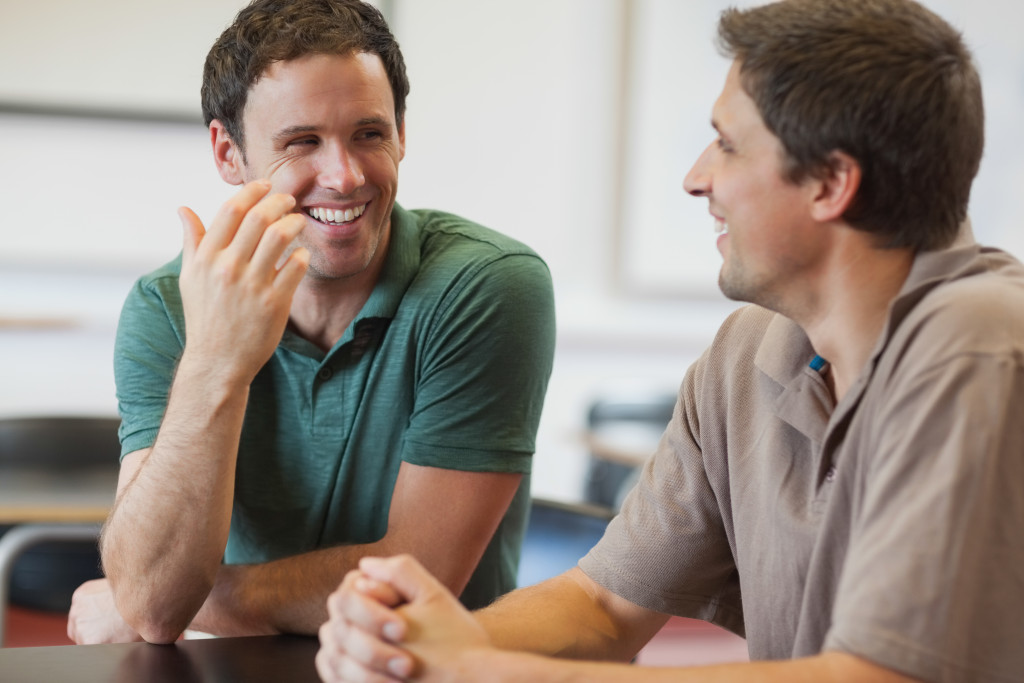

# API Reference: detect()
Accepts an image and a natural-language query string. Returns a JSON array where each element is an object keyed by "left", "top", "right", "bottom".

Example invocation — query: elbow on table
[
  {"left": 134, "top": 620, "right": 185, "bottom": 645},
  {"left": 112, "top": 578, "right": 212, "bottom": 646},
  {"left": 117, "top": 597, "right": 192, "bottom": 644}
]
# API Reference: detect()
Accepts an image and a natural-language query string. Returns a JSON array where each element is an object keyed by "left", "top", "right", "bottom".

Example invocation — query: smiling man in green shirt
[{"left": 66, "top": 0, "right": 554, "bottom": 645}]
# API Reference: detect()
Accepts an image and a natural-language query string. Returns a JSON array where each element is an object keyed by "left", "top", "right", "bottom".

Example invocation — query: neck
[
  {"left": 288, "top": 263, "right": 383, "bottom": 352},
  {"left": 794, "top": 238, "right": 915, "bottom": 402}
]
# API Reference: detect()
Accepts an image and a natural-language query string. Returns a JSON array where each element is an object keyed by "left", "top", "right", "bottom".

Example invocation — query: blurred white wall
[{"left": 1, "top": 0, "right": 1021, "bottom": 501}]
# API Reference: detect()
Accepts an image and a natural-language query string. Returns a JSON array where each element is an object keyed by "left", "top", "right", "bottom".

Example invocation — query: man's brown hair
[
  {"left": 719, "top": 0, "right": 983, "bottom": 251},
  {"left": 201, "top": 0, "right": 409, "bottom": 158}
]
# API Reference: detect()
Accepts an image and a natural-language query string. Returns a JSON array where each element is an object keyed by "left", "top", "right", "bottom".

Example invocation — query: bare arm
[
  {"left": 317, "top": 556, "right": 924, "bottom": 683},
  {"left": 444, "top": 650, "right": 924, "bottom": 683},
  {"left": 474, "top": 568, "right": 667, "bottom": 662},
  {"left": 100, "top": 181, "right": 308, "bottom": 644},
  {"left": 189, "top": 462, "right": 523, "bottom": 636},
  {"left": 475, "top": 572, "right": 919, "bottom": 681}
]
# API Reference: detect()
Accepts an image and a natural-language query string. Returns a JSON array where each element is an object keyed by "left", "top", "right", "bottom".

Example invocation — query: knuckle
[
  {"left": 220, "top": 200, "right": 248, "bottom": 224},
  {"left": 211, "top": 257, "right": 242, "bottom": 285},
  {"left": 261, "top": 223, "right": 292, "bottom": 249},
  {"left": 393, "top": 553, "right": 416, "bottom": 570},
  {"left": 336, "top": 591, "right": 365, "bottom": 623},
  {"left": 314, "top": 649, "right": 339, "bottom": 683},
  {"left": 339, "top": 656, "right": 375, "bottom": 683},
  {"left": 318, "top": 620, "right": 335, "bottom": 646}
]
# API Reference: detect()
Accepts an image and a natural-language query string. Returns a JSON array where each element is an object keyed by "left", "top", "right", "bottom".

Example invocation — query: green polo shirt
[{"left": 114, "top": 204, "right": 556, "bottom": 608}]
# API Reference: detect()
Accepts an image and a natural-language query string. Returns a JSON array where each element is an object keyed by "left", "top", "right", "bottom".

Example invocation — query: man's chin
[{"left": 718, "top": 271, "right": 753, "bottom": 305}]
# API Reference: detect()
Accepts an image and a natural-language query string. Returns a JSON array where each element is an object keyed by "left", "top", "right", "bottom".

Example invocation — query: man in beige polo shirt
[{"left": 314, "top": 1, "right": 1024, "bottom": 681}]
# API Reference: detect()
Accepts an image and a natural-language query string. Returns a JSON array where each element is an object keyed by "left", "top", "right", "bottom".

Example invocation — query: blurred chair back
[
  {"left": 0, "top": 416, "right": 120, "bottom": 470},
  {"left": 582, "top": 394, "right": 676, "bottom": 509},
  {"left": 517, "top": 497, "right": 615, "bottom": 588},
  {"left": 0, "top": 416, "right": 120, "bottom": 612}
]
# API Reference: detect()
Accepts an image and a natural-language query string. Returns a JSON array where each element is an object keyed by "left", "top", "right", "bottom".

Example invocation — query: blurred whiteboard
[{"left": 0, "top": 0, "right": 388, "bottom": 119}]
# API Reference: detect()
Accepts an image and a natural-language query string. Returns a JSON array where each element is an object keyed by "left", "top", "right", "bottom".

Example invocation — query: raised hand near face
[{"left": 177, "top": 180, "right": 309, "bottom": 386}]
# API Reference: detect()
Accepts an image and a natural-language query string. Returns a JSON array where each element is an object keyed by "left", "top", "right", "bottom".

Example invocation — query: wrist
[
  {"left": 194, "top": 565, "right": 278, "bottom": 637},
  {"left": 173, "top": 349, "right": 258, "bottom": 404}
]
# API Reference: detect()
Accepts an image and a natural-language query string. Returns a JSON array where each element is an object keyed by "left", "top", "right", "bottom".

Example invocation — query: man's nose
[
  {"left": 318, "top": 146, "right": 365, "bottom": 194},
  {"left": 683, "top": 143, "right": 713, "bottom": 197}
]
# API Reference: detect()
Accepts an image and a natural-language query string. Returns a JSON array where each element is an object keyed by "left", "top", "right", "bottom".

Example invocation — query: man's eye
[{"left": 716, "top": 137, "right": 733, "bottom": 153}]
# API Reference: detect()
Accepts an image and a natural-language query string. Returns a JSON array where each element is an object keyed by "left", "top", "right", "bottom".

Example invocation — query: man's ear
[
  {"left": 210, "top": 120, "right": 245, "bottom": 185},
  {"left": 810, "top": 151, "right": 861, "bottom": 222}
]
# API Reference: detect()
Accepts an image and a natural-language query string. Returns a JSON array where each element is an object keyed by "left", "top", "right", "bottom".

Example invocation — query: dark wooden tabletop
[{"left": 0, "top": 634, "right": 321, "bottom": 683}]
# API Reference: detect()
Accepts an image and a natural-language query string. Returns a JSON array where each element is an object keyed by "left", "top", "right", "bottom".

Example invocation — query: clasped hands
[{"left": 316, "top": 555, "right": 493, "bottom": 683}]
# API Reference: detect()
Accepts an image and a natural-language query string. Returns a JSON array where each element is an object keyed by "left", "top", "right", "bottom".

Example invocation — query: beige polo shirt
[{"left": 580, "top": 243, "right": 1024, "bottom": 682}]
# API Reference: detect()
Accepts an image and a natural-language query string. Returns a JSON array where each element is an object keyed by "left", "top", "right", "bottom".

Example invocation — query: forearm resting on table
[
  {"left": 189, "top": 551, "right": 347, "bottom": 637},
  {"left": 192, "top": 522, "right": 491, "bottom": 637},
  {"left": 475, "top": 569, "right": 667, "bottom": 662},
  {"left": 472, "top": 573, "right": 919, "bottom": 682},
  {"left": 474, "top": 583, "right": 919, "bottom": 681},
  {"left": 101, "top": 367, "right": 251, "bottom": 643},
  {"left": 456, "top": 650, "right": 922, "bottom": 683}
]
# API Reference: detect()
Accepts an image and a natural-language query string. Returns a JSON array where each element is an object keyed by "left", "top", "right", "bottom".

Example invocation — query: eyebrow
[
  {"left": 272, "top": 125, "right": 319, "bottom": 146},
  {"left": 355, "top": 116, "right": 390, "bottom": 127},
  {"left": 711, "top": 118, "right": 734, "bottom": 144},
  {"left": 270, "top": 117, "right": 392, "bottom": 146}
]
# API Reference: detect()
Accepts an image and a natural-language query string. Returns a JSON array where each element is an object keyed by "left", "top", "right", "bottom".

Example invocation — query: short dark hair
[
  {"left": 718, "top": 0, "right": 984, "bottom": 251},
  {"left": 201, "top": 0, "right": 409, "bottom": 156}
]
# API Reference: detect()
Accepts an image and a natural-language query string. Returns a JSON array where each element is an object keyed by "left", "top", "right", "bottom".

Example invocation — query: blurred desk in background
[
  {"left": 0, "top": 457, "right": 117, "bottom": 645},
  {"left": 0, "top": 467, "right": 115, "bottom": 524}
]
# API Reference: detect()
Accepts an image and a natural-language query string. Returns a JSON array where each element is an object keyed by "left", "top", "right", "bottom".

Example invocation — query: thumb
[{"left": 178, "top": 206, "right": 205, "bottom": 262}]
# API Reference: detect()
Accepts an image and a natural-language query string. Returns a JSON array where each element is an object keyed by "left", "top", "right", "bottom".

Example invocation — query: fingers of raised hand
[
  {"left": 181, "top": 188, "right": 306, "bottom": 296},
  {"left": 228, "top": 192, "right": 303, "bottom": 269},
  {"left": 195, "top": 181, "right": 305, "bottom": 271},
  {"left": 178, "top": 206, "right": 206, "bottom": 260},
  {"left": 201, "top": 180, "right": 274, "bottom": 252},
  {"left": 249, "top": 210, "right": 307, "bottom": 280},
  {"left": 273, "top": 241, "right": 310, "bottom": 296}
]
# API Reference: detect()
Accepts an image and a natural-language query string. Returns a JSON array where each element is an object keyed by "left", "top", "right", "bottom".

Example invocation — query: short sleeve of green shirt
[
  {"left": 396, "top": 212, "right": 555, "bottom": 473},
  {"left": 114, "top": 257, "right": 186, "bottom": 457}
]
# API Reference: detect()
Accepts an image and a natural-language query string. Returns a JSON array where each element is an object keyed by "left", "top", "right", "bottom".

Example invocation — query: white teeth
[
  {"left": 309, "top": 204, "right": 367, "bottom": 225},
  {"left": 714, "top": 217, "right": 728, "bottom": 234}
]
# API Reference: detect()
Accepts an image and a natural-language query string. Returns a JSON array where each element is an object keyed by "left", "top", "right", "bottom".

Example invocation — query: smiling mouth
[
  {"left": 714, "top": 216, "right": 729, "bottom": 235},
  {"left": 305, "top": 203, "right": 367, "bottom": 225}
]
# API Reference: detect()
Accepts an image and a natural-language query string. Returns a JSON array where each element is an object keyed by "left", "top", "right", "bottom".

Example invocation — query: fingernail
[
  {"left": 388, "top": 657, "right": 411, "bottom": 677},
  {"left": 383, "top": 621, "right": 402, "bottom": 641}
]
